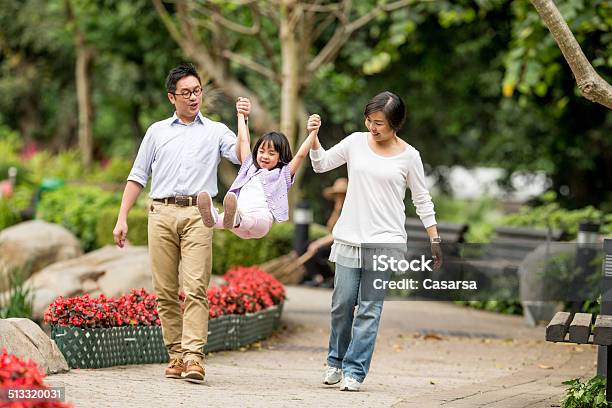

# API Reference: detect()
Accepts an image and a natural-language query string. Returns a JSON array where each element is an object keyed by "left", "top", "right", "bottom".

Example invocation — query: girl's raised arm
[
  {"left": 289, "top": 114, "right": 321, "bottom": 176},
  {"left": 235, "top": 97, "right": 251, "bottom": 164}
]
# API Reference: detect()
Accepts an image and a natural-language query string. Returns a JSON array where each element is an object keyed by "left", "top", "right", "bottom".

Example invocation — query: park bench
[
  {"left": 546, "top": 311, "right": 612, "bottom": 402},
  {"left": 405, "top": 218, "right": 468, "bottom": 257},
  {"left": 462, "top": 226, "right": 564, "bottom": 277}
]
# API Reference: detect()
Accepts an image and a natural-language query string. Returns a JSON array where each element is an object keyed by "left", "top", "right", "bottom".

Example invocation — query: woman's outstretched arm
[
  {"left": 289, "top": 114, "right": 321, "bottom": 176},
  {"left": 309, "top": 119, "right": 350, "bottom": 174}
]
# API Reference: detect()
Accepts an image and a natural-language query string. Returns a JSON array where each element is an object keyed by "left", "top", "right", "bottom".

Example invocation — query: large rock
[
  {"left": 519, "top": 242, "right": 576, "bottom": 326},
  {"left": 0, "top": 220, "right": 82, "bottom": 291},
  {"left": 0, "top": 318, "right": 69, "bottom": 374},
  {"left": 26, "top": 245, "right": 152, "bottom": 321}
]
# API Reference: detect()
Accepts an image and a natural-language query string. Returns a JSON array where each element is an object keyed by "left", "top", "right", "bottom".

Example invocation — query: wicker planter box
[
  {"left": 51, "top": 325, "right": 167, "bottom": 369},
  {"left": 238, "top": 304, "right": 283, "bottom": 346},
  {"left": 51, "top": 302, "right": 283, "bottom": 369},
  {"left": 203, "top": 315, "right": 234, "bottom": 353}
]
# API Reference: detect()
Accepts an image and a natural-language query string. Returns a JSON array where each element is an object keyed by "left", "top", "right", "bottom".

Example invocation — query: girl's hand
[
  {"left": 307, "top": 114, "right": 321, "bottom": 133},
  {"left": 236, "top": 97, "right": 251, "bottom": 117}
]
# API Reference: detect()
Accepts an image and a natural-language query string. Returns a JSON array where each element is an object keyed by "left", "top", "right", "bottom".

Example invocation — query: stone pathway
[{"left": 46, "top": 286, "right": 595, "bottom": 407}]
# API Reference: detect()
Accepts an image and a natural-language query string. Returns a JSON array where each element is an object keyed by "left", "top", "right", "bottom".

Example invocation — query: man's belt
[{"left": 153, "top": 195, "right": 198, "bottom": 206}]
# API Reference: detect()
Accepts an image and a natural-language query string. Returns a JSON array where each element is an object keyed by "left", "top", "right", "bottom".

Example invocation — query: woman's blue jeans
[{"left": 326, "top": 263, "right": 384, "bottom": 382}]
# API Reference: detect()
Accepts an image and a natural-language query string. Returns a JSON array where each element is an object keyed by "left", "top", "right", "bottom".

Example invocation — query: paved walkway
[{"left": 47, "top": 286, "right": 595, "bottom": 407}]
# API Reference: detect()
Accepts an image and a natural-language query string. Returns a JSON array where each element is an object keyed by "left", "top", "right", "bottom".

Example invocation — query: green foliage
[
  {"left": 212, "top": 223, "right": 328, "bottom": 276},
  {"left": 36, "top": 185, "right": 120, "bottom": 251},
  {"left": 25, "top": 150, "right": 85, "bottom": 185},
  {"left": 495, "top": 0, "right": 612, "bottom": 207},
  {"left": 0, "top": 200, "right": 21, "bottom": 231},
  {"left": 95, "top": 205, "right": 148, "bottom": 248},
  {"left": 0, "top": 125, "right": 22, "bottom": 161},
  {"left": 406, "top": 194, "right": 502, "bottom": 243},
  {"left": 503, "top": 191, "right": 611, "bottom": 238},
  {"left": 0, "top": 267, "right": 33, "bottom": 320},
  {"left": 1, "top": 0, "right": 610, "bottom": 229},
  {"left": 87, "top": 158, "right": 134, "bottom": 184},
  {"left": 561, "top": 376, "right": 608, "bottom": 408},
  {"left": 455, "top": 300, "right": 523, "bottom": 315},
  {"left": 504, "top": 0, "right": 612, "bottom": 102},
  {"left": 96, "top": 202, "right": 329, "bottom": 277}
]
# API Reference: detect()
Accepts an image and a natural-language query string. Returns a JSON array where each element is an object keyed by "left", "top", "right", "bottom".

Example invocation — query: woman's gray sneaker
[
  {"left": 340, "top": 376, "right": 361, "bottom": 391},
  {"left": 323, "top": 367, "right": 342, "bottom": 385}
]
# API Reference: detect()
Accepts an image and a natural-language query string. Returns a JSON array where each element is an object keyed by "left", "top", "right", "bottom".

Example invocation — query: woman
[{"left": 308, "top": 91, "right": 442, "bottom": 391}]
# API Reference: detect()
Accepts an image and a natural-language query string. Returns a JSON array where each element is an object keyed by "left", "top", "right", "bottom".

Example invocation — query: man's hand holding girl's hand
[
  {"left": 236, "top": 97, "right": 251, "bottom": 117},
  {"left": 307, "top": 114, "right": 321, "bottom": 133}
]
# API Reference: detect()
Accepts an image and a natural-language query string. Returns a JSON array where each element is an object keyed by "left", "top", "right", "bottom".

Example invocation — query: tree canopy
[{"left": 0, "top": 0, "right": 610, "bottom": 213}]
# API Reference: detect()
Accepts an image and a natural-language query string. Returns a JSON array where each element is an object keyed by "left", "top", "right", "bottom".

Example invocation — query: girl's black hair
[
  {"left": 363, "top": 91, "right": 406, "bottom": 132},
  {"left": 252, "top": 131, "right": 293, "bottom": 170}
]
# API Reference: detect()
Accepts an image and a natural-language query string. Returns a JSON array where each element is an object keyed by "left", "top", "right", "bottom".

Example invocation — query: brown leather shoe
[
  {"left": 182, "top": 360, "right": 205, "bottom": 384},
  {"left": 165, "top": 358, "right": 185, "bottom": 379}
]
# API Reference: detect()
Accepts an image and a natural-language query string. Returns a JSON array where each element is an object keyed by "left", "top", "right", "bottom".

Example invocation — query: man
[{"left": 112, "top": 63, "right": 250, "bottom": 384}]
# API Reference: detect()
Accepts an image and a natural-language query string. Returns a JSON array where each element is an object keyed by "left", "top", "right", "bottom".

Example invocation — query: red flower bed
[
  {"left": 209, "top": 266, "right": 286, "bottom": 317},
  {"left": 0, "top": 349, "right": 71, "bottom": 407},
  {"left": 44, "top": 266, "right": 285, "bottom": 328}
]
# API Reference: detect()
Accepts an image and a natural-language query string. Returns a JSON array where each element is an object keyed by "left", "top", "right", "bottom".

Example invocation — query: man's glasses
[{"left": 171, "top": 87, "right": 202, "bottom": 99}]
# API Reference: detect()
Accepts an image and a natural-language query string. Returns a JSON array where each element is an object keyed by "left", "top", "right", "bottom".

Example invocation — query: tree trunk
[
  {"left": 279, "top": 0, "right": 300, "bottom": 150},
  {"left": 66, "top": 0, "right": 94, "bottom": 168},
  {"left": 530, "top": 0, "right": 612, "bottom": 109},
  {"left": 75, "top": 42, "right": 94, "bottom": 168},
  {"left": 279, "top": 0, "right": 305, "bottom": 218}
]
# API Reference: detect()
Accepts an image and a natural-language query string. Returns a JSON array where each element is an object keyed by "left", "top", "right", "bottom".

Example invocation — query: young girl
[{"left": 197, "top": 97, "right": 320, "bottom": 239}]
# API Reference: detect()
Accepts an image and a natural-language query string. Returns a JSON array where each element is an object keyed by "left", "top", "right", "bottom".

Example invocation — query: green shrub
[
  {"left": 407, "top": 194, "right": 503, "bottom": 243},
  {"left": 0, "top": 200, "right": 20, "bottom": 231},
  {"left": 88, "top": 158, "right": 134, "bottom": 184},
  {"left": 504, "top": 191, "right": 611, "bottom": 239},
  {"left": 36, "top": 185, "right": 120, "bottom": 251},
  {"left": 212, "top": 222, "right": 328, "bottom": 275},
  {"left": 455, "top": 300, "right": 523, "bottom": 315},
  {"left": 0, "top": 163, "right": 30, "bottom": 187},
  {"left": 0, "top": 267, "right": 33, "bottom": 320},
  {"left": 0, "top": 184, "right": 37, "bottom": 231},
  {"left": 96, "top": 205, "right": 149, "bottom": 247},
  {"left": 95, "top": 201, "right": 329, "bottom": 276},
  {"left": 0, "top": 126, "right": 23, "bottom": 164},
  {"left": 26, "top": 150, "right": 85, "bottom": 185},
  {"left": 561, "top": 376, "right": 608, "bottom": 408}
]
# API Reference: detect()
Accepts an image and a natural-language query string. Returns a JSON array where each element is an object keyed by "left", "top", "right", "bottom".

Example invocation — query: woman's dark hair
[
  {"left": 252, "top": 132, "right": 293, "bottom": 170},
  {"left": 363, "top": 91, "right": 406, "bottom": 131},
  {"left": 165, "top": 63, "right": 201, "bottom": 93}
]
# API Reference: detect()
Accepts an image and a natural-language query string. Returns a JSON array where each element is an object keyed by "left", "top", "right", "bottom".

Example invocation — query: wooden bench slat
[
  {"left": 546, "top": 312, "right": 572, "bottom": 342},
  {"left": 569, "top": 313, "right": 592, "bottom": 344},
  {"left": 594, "top": 315, "right": 612, "bottom": 346}
]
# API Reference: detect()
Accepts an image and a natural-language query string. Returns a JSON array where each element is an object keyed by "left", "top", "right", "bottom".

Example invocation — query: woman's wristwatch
[{"left": 430, "top": 236, "right": 442, "bottom": 244}]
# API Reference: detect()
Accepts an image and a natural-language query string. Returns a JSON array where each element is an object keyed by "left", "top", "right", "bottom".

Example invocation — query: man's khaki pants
[{"left": 148, "top": 201, "right": 212, "bottom": 364}]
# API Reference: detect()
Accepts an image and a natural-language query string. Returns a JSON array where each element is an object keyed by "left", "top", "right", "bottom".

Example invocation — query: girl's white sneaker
[
  {"left": 323, "top": 367, "right": 342, "bottom": 385},
  {"left": 340, "top": 376, "right": 362, "bottom": 392}
]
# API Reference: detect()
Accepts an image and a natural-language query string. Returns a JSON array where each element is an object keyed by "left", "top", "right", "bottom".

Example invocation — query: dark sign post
[
  {"left": 573, "top": 223, "right": 601, "bottom": 312},
  {"left": 598, "top": 239, "right": 612, "bottom": 389},
  {"left": 293, "top": 201, "right": 312, "bottom": 256}
]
